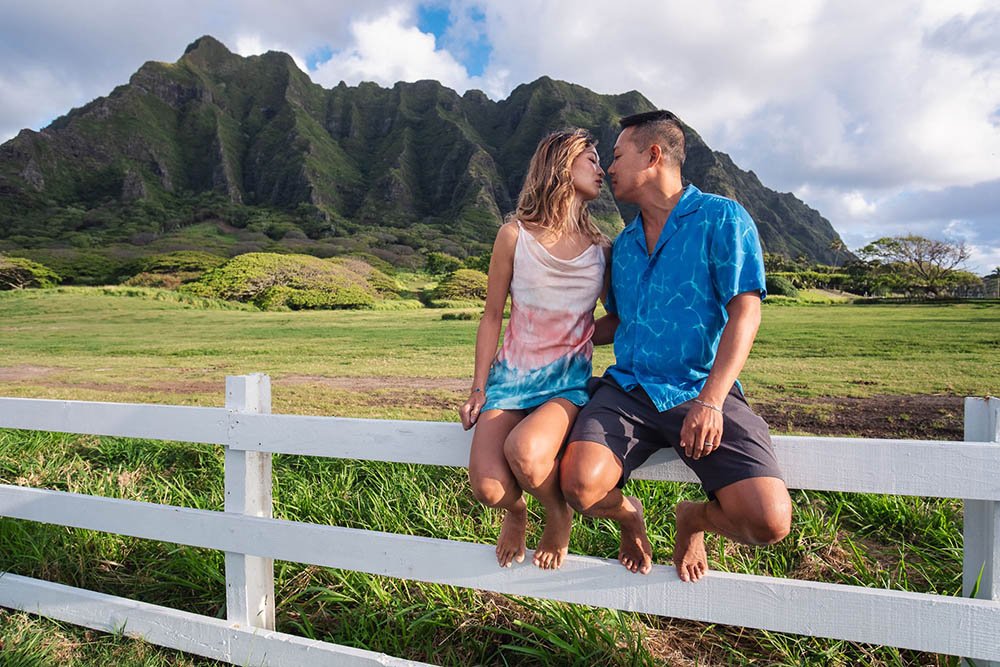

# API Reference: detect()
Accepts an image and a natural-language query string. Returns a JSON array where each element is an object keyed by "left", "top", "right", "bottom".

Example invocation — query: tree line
[{"left": 766, "top": 235, "right": 995, "bottom": 299}]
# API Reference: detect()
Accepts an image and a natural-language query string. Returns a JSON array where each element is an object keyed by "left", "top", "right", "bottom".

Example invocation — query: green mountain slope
[{"left": 0, "top": 35, "right": 847, "bottom": 267}]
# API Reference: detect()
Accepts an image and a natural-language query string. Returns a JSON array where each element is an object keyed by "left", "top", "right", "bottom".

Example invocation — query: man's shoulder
[{"left": 690, "top": 188, "right": 749, "bottom": 219}]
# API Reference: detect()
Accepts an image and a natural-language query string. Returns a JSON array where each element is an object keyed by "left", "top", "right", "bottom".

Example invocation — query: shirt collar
[{"left": 625, "top": 184, "right": 705, "bottom": 254}]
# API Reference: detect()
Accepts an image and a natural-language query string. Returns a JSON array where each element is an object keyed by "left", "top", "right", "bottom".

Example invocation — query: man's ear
[{"left": 648, "top": 143, "right": 662, "bottom": 167}]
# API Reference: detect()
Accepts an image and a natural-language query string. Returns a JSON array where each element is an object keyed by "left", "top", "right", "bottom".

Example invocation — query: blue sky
[{"left": 1, "top": 0, "right": 998, "bottom": 273}]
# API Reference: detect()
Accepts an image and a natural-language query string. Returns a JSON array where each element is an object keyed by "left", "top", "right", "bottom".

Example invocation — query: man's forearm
[{"left": 698, "top": 294, "right": 761, "bottom": 407}]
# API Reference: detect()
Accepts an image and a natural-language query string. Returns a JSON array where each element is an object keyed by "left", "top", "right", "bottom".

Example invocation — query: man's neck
[{"left": 639, "top": 181, "right": 685, "bottom": 232}]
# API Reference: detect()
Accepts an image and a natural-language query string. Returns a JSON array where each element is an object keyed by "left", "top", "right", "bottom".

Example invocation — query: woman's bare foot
[
  {"left": 673, "top": 501, "right": 708, "bottom": 582},
  {"left": 533, "top": 502, "right": 573, "bottom": 570},
  {"left": 496, "top": 500, "right": 527, "bottom": 568},
  {"left": 618, "top": 496, "right": 653, "bottom": 574}
]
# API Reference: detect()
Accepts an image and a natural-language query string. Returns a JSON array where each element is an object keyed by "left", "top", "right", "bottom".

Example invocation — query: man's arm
[
  {"left": 592, "top": 313, "right": 619, "bottom": 345},
  {"left": 679, "top": 291, "right": 761, "bottom": 459},
  {"left": 698, "top": 292, "right": 761, "bottom": 406}
]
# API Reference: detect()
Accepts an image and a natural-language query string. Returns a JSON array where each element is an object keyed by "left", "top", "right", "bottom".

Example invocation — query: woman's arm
[
  {"left": 459, "top": 222, "right": 518, "bottom": 429},
  {"left": 593, "top": 245, "right": 619, "bottom": 346}
]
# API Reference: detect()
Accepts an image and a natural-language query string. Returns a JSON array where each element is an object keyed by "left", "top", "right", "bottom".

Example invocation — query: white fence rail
[{"left": 0, "top": 374, "right": 998, "bottom": 666}]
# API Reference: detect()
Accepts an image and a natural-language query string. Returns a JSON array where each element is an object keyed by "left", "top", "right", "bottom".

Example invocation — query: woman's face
[{"left": 570, "top": 146, "right": 605, "bottom": 201}]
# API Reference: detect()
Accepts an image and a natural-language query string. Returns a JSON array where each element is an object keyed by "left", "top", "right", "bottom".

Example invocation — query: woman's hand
[{"left": 459, "top": 388, "right": 486, "bottom": 430}]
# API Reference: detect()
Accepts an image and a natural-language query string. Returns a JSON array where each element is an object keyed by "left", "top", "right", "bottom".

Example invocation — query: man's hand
[
  {"left": 459, "top": 389, "right": 486, "bottom": 430},
  {"left": 679, "top": 402, "right": 723, "bottom": 460}
]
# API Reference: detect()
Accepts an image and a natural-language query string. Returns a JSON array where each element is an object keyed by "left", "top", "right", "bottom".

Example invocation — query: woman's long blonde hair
[{"left": 508, "top": 129, "right": 609, "bottom": 246}]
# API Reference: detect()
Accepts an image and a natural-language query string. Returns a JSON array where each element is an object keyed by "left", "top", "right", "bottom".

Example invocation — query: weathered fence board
[
  {"left": 0, "top": 573, "right": 431, "bottom": 667},
  {"left": 4, "top": 399, "right": 998, "bottom": 500},
  {"left": 0, "top": 397, "right": 229, "bottom": 444},
  {"left": 2, "top": 483, "right": 999, "bottom": 661},
  {"left": 224, "top": 373, "right": 275, "bottom": 632},
  {"left": 226, "top": 413, "right": 1000, "bottom": 500}
]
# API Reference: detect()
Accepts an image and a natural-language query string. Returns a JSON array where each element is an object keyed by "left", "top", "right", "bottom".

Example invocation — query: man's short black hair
[{"left": 619, "top": 110, "right": 686, "bottom": 167}]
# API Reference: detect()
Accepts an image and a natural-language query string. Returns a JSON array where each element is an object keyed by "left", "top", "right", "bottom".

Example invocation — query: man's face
[{"left": 608, "top": 127, "right": 649, "bottom": 204}]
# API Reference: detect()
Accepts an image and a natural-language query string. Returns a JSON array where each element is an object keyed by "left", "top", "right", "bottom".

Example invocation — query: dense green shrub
[
  {"left": 770, "top": 270, "right": 849, "bottom": 290},
  {"left": 0, "top": 256, "right": 60, "bottom": 289},
  {"left": 425, "top": 251, "right": 464, "bottom": 276},
  {"left": 433, "top": 269, "right": 488, "bottom": 302},
  {"left": 122, "top": 251, "right": 228, "bottom": 286},
  {"left": 766, "top": 274, "right": 799, "bottom": 298},
  {"left": 138, "top": 251, "right": 228, "bottom": 275},
  {"left": 181, "top": 252, "right": 399, "bottom": 310},
  {"left": 123, "top": 272, "right": 182, "bottom": 289},
  {"left": 11, "top": 250, "right": 122, "bottom": 285}
]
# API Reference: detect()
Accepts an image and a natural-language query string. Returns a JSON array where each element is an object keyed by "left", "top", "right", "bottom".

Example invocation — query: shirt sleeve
[{"left": 710, "top": 201, "right": 768, "bottom": 304}]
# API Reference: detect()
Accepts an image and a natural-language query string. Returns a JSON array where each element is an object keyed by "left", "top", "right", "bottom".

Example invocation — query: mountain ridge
[{"left": 0, "top": 35, "right": 847, "bottom": 267}]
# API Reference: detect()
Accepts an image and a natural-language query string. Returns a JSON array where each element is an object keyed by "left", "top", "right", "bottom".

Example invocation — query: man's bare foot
[
  {"left": 673, "top": 501, "right": 708, "bottom": 582},
  {"left": 533, "top": 502, "right": 573, "bottom": 570},
  {"left": 618, "top": 496, "right": 653, "bottom": 574},
  {"left": 496, "top": 500, "right": 527, "bottom": 568}
]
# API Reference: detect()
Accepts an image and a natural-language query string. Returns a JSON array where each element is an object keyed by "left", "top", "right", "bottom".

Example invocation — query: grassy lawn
[{"left": 1, "top": 288, "right": 998, "bottom": 666}]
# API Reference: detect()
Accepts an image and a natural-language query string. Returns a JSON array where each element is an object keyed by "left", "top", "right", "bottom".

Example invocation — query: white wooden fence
[{"left": 0, "top": 374, "right": 998, "bottom": 666}]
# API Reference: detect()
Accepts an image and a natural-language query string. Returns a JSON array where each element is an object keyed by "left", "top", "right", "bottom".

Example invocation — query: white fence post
[
  {"left": 225, "top": 374, "right": 276, "bottom": 630},
  {"left": 963, "top": 396, "right": 1000, "bottom": 667}
]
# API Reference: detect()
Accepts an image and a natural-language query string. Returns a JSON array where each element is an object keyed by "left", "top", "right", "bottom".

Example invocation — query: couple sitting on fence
[{"left": 458, "top": 111, "right": 792, "bottom": 581}]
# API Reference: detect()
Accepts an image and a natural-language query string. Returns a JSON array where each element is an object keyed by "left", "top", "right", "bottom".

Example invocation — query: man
[{"left": 560, "top": 110, "right": 792, "bottom": 582}]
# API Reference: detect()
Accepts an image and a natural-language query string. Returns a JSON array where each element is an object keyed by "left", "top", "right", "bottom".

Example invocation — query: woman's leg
[
  {"left": 468, "top": 408, "right": 528, "bottom": 567},
  {"left": 503, "top": 398, "right": 579, "bottom": 569}
]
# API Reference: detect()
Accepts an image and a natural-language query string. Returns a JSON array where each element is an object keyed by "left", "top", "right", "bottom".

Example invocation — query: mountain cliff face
[{"left": 0, "top": 35, "right": 846, "bottom": 264}]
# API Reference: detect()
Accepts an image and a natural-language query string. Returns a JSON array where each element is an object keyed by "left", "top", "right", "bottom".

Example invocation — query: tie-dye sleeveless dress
[{"left": 482, "top": 221, "right": 606, "bottom": 412}]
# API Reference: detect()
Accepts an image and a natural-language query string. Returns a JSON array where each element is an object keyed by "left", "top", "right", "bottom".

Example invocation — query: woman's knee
[
  {"left": 503, "top": 433, "right": 554, "bottom": 489},
  {"left": 469, "top": 472, "right": 515, "bottom": 508}
]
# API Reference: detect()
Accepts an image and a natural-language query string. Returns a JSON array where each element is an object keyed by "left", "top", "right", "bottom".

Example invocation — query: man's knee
[
  {"left": 559, "top": 441, "right": 622, "bottom": 512},
  {"left": 747, "top": 497, "right": 792, "bottom": 545},
  {"left": 503, "top": 434, "right": 552, "bottom": 490},
  {"left": 559, "top": 462, "right": 605, "bottom": 512}
]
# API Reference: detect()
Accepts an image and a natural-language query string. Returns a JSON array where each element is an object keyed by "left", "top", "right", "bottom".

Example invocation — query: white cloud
[
  {"left": 232, "top": 33, "right": 308, "bottom": 72},
  {"left": 843, "top": 192, "right": 877, "bottom": 218},
  {"left": 308, "top": 6, "right": 508, "bottom": 98}
]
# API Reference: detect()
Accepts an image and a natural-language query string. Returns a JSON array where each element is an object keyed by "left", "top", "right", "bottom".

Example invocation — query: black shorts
[{"left": 568, "top": 377, "right": 784, "bottom": 499}]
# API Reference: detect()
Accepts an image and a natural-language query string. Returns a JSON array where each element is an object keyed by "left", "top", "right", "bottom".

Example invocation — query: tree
[
  {"left": 828, "top": 239, "right": 847, "bottom": 266},
  {"left": 858, "top": 235, "right": 971, "bottom": 296},
  {"left": 0, "top": 255, "right": 60, "bottom": 289}
]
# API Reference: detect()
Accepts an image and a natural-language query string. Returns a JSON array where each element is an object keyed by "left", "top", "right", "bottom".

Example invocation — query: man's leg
[
  {"left": 502, "top": 398, "right": 578, "bottom": 569},
  {"left": 559, "top": 440, "right": 653, "bottom": 574},
  {"left": 673, "top": 476, "right": 792, "bottom": 582},
  {"left": 468, "top": 408, "right": 528, "bottom": 567}
]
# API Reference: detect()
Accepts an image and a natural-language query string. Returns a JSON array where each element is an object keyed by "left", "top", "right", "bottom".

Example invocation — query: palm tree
[{"left": 828, "top": 239, "right": 847, "bottom": 267}]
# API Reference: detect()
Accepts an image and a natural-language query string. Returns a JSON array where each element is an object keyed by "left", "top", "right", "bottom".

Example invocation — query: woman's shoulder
[{"left": 492, "top": 220, "right": 521, "bottom": 259}]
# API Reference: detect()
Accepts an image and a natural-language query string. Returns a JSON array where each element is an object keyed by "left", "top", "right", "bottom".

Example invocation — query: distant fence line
[{"left": 0, "top": 374, "right": 998, "bottom": 667}]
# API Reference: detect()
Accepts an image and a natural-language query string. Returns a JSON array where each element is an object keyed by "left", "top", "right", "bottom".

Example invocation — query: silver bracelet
[{"left": 692, "top": 398, "right": 723, "bottom": 414}]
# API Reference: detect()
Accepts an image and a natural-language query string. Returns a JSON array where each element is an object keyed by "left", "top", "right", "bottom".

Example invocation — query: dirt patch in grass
[
  {"left": 754, "top": 394, "right": 965, "bottom": 440},
  {"left": 282, "top": 374, "right": 470, "bottom": 392},
  {"left": 0, "top": 365, "right": 56, "bottom": 381}
]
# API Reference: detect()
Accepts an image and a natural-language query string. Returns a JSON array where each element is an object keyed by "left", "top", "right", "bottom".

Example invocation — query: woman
[{"left": 460, "top": 129, "right": 609, "bottom": 570}]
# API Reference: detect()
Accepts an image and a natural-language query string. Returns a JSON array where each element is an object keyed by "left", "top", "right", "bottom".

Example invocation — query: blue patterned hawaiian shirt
[{"left": 604, "top": 185, "right": 767, "bottom": 412}]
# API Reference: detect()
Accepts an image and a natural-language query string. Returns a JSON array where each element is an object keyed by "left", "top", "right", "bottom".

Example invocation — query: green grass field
[{"left": 1, "top": 288, "right": 998, "bottom": 666}]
